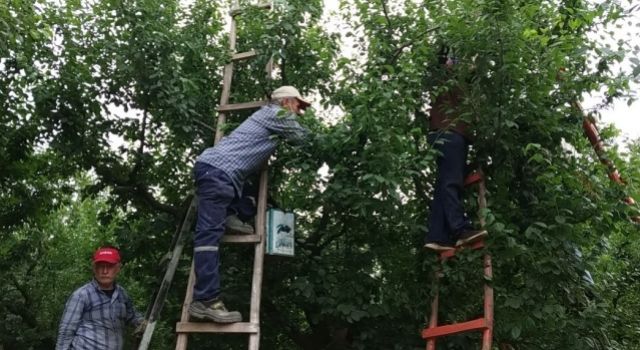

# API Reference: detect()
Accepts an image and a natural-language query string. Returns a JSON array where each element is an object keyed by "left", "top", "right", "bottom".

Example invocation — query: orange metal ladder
[
  {"left": 422, "top": 170, "right": 494, "bottom": 350},
  {"left": 573, "top": 101, "right": 640, "bottom": 223}
]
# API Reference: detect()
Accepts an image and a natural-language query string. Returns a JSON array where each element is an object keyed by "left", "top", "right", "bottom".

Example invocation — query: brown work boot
[
  {"left": 189, "top": 298, "right": 242, "bottom": 323},
  {"left": 225, "top": 215, "right": 254, "bottom": 235}
]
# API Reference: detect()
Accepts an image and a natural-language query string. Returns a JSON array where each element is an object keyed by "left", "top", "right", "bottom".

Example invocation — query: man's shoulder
[
  {"left": 253, "top": 103, "right": 281, "bottom": 118},
  {"left": 115, "top": 283, "right": 129, "bottom": 294},
  {"left": 115, "top": 284, "right": 134, "bottom": 300},
  {"left": 68, "top": 281, "right": 95, "bottom": 300},
  {"left": 77, "top": 280, "right": 96, "bottom": 291}
]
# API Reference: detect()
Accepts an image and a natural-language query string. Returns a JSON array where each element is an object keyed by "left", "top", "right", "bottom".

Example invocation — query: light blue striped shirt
[
  {"left": 197, "top": 103, "right": 310, "bottom": 193},
  {"left": 56, "top": 279, "right": 143, "bottom": 350}
]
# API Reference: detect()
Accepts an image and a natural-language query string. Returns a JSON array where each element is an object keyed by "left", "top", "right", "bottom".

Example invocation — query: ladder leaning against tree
[
  {"left": 136, "top": 1, "right": 276, "bottom": 350},
  {"left": 422, "top": 170, "right": 494, "bottom": 350},
  {"left": 175, "top": 0, "right": 274, "bottom": 348}
]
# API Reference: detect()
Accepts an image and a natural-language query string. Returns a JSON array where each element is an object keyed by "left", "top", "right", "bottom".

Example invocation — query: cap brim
[
  {"left": 296, "top": 98, "right": 311, "bottom": 109},
  {"left": 93, "top": 258, "right": 119, "bottom": 264}
]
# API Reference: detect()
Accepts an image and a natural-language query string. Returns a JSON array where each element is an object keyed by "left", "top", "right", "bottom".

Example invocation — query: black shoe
[
  {"left": 423, "top": 242, "right": 455, "bottom": 252},
  {"left": 455, "top": 229, "right": 488, "bottom": 246}
]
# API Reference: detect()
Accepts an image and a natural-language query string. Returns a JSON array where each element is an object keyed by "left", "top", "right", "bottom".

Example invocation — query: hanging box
[{"left": 266, "top": 209, "right": 295, "bottom": 256}]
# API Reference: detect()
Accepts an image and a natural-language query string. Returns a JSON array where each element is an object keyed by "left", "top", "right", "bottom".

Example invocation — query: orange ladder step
[{"left": 422, "top": 317, "right": 488, "bottom": 339}]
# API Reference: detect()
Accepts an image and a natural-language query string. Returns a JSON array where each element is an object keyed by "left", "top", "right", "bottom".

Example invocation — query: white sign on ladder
[{"left": 266, "top": 209, "right": 295, "bottom": 256}]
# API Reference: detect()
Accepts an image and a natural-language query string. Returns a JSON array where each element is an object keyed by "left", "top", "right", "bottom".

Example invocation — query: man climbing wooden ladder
[
  {"left": 136, "top": 1, "right": 306, "bottom": 349},
  {"left": 174, "top": 0, "right": 295, "bottom": 348}
]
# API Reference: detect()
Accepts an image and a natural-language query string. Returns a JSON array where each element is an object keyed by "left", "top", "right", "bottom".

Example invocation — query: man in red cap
[
  {"left": 56, "top": 246, "right": 145, "bottom": 350},
  {"left": 190, "top": 85, "right": 313, "bottom": 323}
]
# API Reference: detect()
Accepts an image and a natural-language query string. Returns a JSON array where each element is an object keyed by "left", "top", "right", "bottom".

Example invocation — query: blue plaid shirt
[
  {"left": 197, "top": 103, "right": 310, "bottom": 193},
  {"left": 56, "top": 279, "right": 143, "bottom": 350}
]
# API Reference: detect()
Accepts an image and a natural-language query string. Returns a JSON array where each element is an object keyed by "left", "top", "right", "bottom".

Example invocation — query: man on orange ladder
[
  {"left": 423, "top": 48, "right": 487, "bottom": 252},
  {"left": 190, "top": 86, "right": 312, "bottom": 323}
]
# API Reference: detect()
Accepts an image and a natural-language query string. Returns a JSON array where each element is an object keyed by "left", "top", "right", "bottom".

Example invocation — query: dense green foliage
[{"left": 1, "top": 0, "right": 640, "bottom": 349}]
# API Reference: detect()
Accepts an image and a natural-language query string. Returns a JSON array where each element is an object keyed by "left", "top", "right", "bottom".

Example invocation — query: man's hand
[{"left": 134, "top": 319, "right": 148, "bottom": 337}]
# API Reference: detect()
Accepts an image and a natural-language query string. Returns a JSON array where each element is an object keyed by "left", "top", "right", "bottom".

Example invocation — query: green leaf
[{"left": 511, "top": 325, "right": 522, "bottom": 339}]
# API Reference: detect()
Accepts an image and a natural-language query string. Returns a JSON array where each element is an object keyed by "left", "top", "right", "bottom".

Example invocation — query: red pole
[
  {"left": 482, "top": 253, "right": 494, "bottom": 350},
  {"left": 426, "top": 290, "right": 439, "bottom": 350},
  {"left": 573, "top": 101, "right": 639, "bottom": 222}
]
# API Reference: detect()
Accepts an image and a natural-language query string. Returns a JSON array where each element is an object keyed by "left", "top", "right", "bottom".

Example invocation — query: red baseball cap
[{"left": 93, "top": 247, "right": 121, "bottom": 264}]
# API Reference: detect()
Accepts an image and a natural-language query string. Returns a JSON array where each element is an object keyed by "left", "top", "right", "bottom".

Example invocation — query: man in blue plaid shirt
[
  {"left": 190, "top": 86, "right": 312, "bottom": 323},
  {"left": 56, "top": 247, "right": 144, "bottom": 350}
]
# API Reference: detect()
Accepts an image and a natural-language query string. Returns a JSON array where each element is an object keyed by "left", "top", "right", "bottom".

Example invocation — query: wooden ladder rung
[
  {"left": 422, "top": 318, "right": 488, "bottom": 339},
  {"left": 218, "top": 100, "right": 267, "bottom": 112},
  {"left": 176, "top": 322, "right": 259, "bottom": 334},
  {"left": 230, "top": 3, "right": 271, "bottom": 16},
  {"left": 222, "top": 234, "right": 261, "bottom": 243},
  {"left": 232, "top": 50, "right": 258, "bottom": 62}
]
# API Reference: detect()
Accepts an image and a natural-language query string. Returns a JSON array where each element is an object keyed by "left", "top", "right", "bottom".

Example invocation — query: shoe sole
[
  {"left": 226, "top": 226, "right": 254, "bottom": 235},
  {"left": 423, "top": 243, "right": 454, "bottom": 252},
  {"left": 455, "top": 230, "right": 488, "bottom": 247},
  {"left": 189, "top": 307, "right": 242, "bottom": 323}
]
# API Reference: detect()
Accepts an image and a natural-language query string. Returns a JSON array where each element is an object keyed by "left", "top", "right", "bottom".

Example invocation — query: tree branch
[
  {"left": 388, "top": 26, "right": 440, "bottom": 65},
  {"left": 193, "top": 118, "right": 216, "bottom": 133},
  {"left": 8, "top": 274, "right": 38, "bottom": 328},
  {"left": 380, "top": 0, "right": 393, "bottom": 34},
  {"left": 411, "top": 117, "right": 430, "bottom": 206},
  {"left": 313, "top": 222, "right": 347, "bottom": 256},
  {"left": 304, "top": 204, "right": 331, "bottom": 247},
  {"left": 94, "top": 161, "right": 179, "bottom": 217},
  {"left": 113, "top": 184, "right": 179, "bottom": 216},
  {"left": 131, "top": 105, "right": 149, "bottom": 178},
  {"left": 281, "top": 38, "right": 289, "bottom": 84}
]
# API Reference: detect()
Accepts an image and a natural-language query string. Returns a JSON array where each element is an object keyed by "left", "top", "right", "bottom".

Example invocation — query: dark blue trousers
[
  {"left": 193, "top": 162, "right": 237, "bottom": 301},
  {"left": 426, "top": 131, "right": 472, "bottom": 245}
]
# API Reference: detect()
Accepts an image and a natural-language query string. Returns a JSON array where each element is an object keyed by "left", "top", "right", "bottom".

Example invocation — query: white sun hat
[{"left": 271, "top": 85, "right": 311, "bottom": 108}]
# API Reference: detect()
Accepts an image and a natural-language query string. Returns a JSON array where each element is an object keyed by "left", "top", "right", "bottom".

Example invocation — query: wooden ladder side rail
[
  {"left": 175, "top": 168, "right": 268, "bottom": 350},
  {"left": 175, "top": 263, "right": 195, "bottom": 350},
  {"left": 215, "top": 8, "right": 238, "bottom": 144},
  {"left": 176, "top": 11, "right": 239, "bottom": 347},
  {"left": 424, "top": 171, "right": 493, "bottom": 350},
  {"left": 137, "top": 197, "right": 198, "bottom": 350},
  {"left": 176, "top": 1, "right": 274, "bottom": 349},
  {"left": 249, "top": 168, "right": 268, "bottom": 348}
]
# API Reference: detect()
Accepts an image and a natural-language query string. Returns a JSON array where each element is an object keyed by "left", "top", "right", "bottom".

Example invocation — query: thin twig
[
  {"left": 193, "top": 118, "right": 216, "bottom": 133},
  {"left": 380, "top": 0, "right": 393, "bottom": 35},
  {"left": 389, "top": 26, "right": 440, "bottom": 64}
]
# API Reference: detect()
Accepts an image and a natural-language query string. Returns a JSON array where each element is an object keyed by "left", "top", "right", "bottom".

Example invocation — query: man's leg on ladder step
[
  {"left": 437, "top": 132, "right": 470, "bottom": 231},
  {"left": 424, "top": 132, "right": 457, "bottom": 251},
  {"left": 424, "top": 183, "right": 454, "bottom": 251},
  {"left": 435, "top": 132, "right": 487, "bottom": 246},
  {"left": 226, "top": 195, "right": 256, "bottom": 234},
  {"left": 190, "top": 162, "right": 242, "bottom": 323}
]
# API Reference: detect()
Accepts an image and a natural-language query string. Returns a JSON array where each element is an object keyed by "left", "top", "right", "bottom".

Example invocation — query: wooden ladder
[
  {"left": 174, "top": 1, "right": 273, "bottom": 349},
  {"left": 421, "top": 170, "right": 494, "bottom": 350}
]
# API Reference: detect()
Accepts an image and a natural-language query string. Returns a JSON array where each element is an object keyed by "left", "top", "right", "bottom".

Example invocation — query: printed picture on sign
[{"left": 276, "top": 224, "right": 293, "bottom": 249}]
